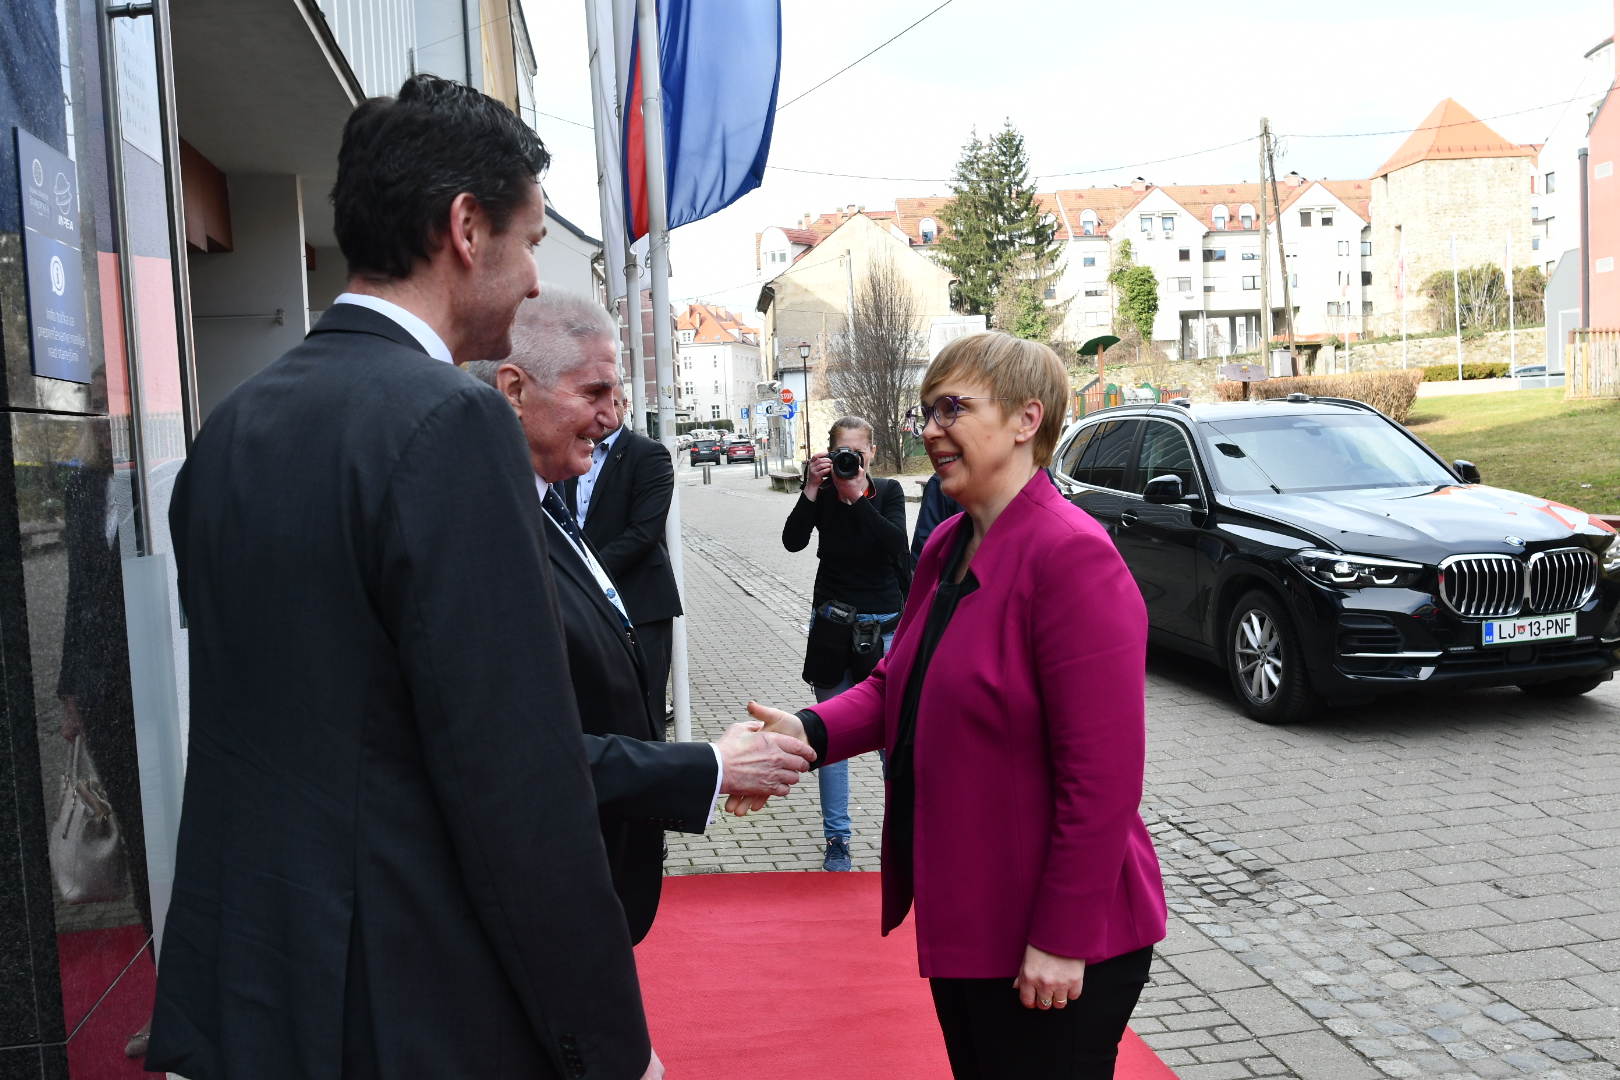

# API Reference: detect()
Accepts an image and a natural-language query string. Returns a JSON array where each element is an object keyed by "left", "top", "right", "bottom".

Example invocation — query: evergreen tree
[
  {"left": 1107, "top": 239, "right": 1160, "bottom": 351},
  {"left": 938, "top": 121, "right": 1061, "bottom": 320}
]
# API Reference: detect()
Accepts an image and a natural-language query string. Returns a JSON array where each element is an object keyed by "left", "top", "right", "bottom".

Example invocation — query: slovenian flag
[{"left": 620, "top": 0, "right": 781, "bottom": 243}]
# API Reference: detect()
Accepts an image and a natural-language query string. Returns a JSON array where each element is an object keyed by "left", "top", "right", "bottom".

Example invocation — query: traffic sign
[
  {"left": 780, "top": 388, "right": 795, "bottom": 405},
  {"left": 740, "top": 405, "right": 750, "bottom": 419},
  {"left": 756, "top": 401, "right": 776, "bottom": 416},
  {"left": 781, "top": 402, "right": 797, "bottom": 420}
]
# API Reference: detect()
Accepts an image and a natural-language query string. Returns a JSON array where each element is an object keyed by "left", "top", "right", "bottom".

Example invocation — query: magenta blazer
[{"left": 809, "top": 471, "right": 1166, "bottom": 979}]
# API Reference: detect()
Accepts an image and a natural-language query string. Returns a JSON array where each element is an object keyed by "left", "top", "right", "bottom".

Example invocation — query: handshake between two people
[
  {"left": 721, "top": 702, "right": 806, "bottom": 817},
  {"left": 713, "top": 702, "right": 815, "bottom": 812}
]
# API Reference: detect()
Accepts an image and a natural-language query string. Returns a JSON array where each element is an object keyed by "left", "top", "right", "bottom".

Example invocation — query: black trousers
[
  {"left": 929, "top": 946, "right": 1154, "bottom": 1080},
  {"left": 636, "top": 617, "right": 673, "bottom": 728}
]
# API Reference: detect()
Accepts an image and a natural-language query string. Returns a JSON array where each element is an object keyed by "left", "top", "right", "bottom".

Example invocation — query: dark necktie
[
  {"left": 542, "top": 486, "right": 588, "bottom": 548},
  {"left": 542, "top": 486, "right": 633, "bottom": 633}
]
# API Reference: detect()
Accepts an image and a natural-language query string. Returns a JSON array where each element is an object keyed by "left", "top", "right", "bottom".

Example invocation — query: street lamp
[{"left": 797, "top": 341, "right": 811, "bottom": 472}]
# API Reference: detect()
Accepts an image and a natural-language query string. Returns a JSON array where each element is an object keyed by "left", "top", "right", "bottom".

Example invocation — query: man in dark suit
[
  {"left": 466, "top": 291, "right": 812, "bottom": 943},
  {"left": 148, "top": 77, "right": 662, "bottom": 1080},
  {"left": 564, "top": 387, "right": 682, "bottom": 726}
]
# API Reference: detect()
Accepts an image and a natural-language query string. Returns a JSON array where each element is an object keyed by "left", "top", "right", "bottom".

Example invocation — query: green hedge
[{"left": 1422, "top": 362, "right": 1508, "bottom": 382}]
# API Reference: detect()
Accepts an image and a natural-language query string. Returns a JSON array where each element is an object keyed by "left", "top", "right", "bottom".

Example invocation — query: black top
[
  {"left": 782, "top": 475, "right": 909, "bottom": 613},
  {"left": 800, "top": 521, "right": 978, "bottom": 907},
  {"left": 910, "top": 474, "right": 963, "bottom": 561}
]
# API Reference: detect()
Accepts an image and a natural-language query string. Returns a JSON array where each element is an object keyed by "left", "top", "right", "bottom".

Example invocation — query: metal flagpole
[
  {"left": 635, "top": 0, "right": 690, "bottom": 742},
  {"left": 1507, "top": 232, "right": 1516, "bottom": 379},
  {"left": 1452, "top": 235, "right": 1464, "bottom": 382},
  {"left": 625, "top": 252, "right": 648, "bottom": 434},
  {"left": 1399, "top": 234, "right": 1408, "bottom": 368}
]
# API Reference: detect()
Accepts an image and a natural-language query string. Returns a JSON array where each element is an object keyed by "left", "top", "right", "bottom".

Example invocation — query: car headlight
[
  {"left": 1292, "top": 549, "right": 1425, "bottom": 588},
  {"left": 1604, "top": 533, "right": 1620, "bottom": 575}
]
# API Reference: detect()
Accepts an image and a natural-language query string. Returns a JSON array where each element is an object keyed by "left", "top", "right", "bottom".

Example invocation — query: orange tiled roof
[
  {"left": 677, "top": 302, "right": 759, "bottom": 345},
  {"left": 1374, "top": 99, "right": 1539, "bottom": 177}
]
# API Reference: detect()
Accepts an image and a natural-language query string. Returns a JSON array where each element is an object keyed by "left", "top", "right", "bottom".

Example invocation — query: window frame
[{"left": 1133, "top": 418, "right": 1205, "bottom": 500}]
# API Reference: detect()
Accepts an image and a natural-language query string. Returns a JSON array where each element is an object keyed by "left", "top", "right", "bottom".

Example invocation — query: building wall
[
  {"left": 189, "top": 174, "right": 310, "bottom": 418},
  {"left": 1589, "top": 80, "right": 1620, "bottom": 328},
  {"left": 533, "top": 225, "right": 598, "bottom": 301},
  {"left": 1546, "top": 247, "right": 1581, "bottom": 367},
  {"left": 1369, "top": 156, "right": 1536, "bottom": 334}
]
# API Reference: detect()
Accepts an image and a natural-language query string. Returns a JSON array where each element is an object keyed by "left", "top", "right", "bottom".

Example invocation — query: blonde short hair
[{"left": 919, "top": 332, "right": 1070, "bottom": 467}]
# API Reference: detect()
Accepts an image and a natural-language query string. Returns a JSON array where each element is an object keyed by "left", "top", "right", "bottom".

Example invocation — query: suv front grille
[
  {"left": 1439, "top": 555, "right": 1524, "bottom": 618},
  {"left": 1528, "top": 548, "right": 1598, "bottom": 613}
]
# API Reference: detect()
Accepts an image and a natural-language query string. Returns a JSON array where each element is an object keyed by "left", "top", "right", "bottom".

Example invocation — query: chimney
[
  {"left": 1284, "top": 171, "right": 1304, "bottom": 189},
  {"left": 1131, "top": 177, "right": 1148, "bottom": 193}
]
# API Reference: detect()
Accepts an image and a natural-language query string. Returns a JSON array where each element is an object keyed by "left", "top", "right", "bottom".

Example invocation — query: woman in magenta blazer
[{"left": 744, "top": 332, "right": 1166, "bottom": 1079}]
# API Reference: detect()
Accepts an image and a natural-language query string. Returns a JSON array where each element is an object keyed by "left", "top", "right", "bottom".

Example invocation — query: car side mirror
[
  {"left": 1453, "top": 459, "right": 1481, "bottom": 484},
  {"left": 1143, "top": 474, "right": 1203, "bottom": 507}
]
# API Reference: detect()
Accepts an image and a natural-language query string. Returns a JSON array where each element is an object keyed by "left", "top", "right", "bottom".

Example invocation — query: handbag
[{"left": 48, "top": 736, "right": 127, "bottom": 905}]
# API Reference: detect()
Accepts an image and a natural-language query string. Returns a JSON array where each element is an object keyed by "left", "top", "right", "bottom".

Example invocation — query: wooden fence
[{"left": 1567, "top": 330, "right": 1620, "bottom": 399}]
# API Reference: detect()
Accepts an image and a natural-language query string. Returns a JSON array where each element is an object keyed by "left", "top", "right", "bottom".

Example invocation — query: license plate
[{"left": 1481, "top": 612, "right": 1576, "bottom": 647}]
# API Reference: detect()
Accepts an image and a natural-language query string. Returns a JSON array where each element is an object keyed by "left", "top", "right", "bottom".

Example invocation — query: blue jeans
[{"left": 812, "top": 627, "right": 895, "bottom": 841}]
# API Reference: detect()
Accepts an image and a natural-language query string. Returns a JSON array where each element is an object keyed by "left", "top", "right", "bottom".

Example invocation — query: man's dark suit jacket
[
  {"left": 565, "top": 429, "right": 681, "bottom": 625},
  {"left": 540, "top": 510, "right": 714, "bottom": 942},
  {"left": 149, "top": 305, "right": 649, "bottom": 1080}
]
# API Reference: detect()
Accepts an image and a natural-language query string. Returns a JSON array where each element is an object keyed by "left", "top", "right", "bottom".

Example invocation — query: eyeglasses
[{"left": 905, "top": 396, "right": 1011, "bottom": 436}]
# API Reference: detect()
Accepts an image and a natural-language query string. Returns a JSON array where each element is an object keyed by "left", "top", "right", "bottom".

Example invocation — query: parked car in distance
[
  {"left": 1052, "top": 396, "right": 1620, "bottom": 724},
  {"left": 1512, "top": 364, "right": 1548, "bottom": 378},
  {"left": 689, "top": 438, "right": 722, "bottom": 466},
  {"left": 725, "top": 438, "right": 757, "bottom": 464},
  {"left": 676, "top": 434, "right": 693, "bottom": 451}
]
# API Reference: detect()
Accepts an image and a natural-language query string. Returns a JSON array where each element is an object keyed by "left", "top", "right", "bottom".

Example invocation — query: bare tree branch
[{"left": 827, "top": 252, "right": 927, "bottom": 469}]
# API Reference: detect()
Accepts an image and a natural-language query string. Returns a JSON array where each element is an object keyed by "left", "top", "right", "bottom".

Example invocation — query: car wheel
[
  {"left": 1519, "top": 675, "right": 1608, "bottom": 698},
  {"left": 1226, "top": 590, "right": 1321, "bottom": 725}
]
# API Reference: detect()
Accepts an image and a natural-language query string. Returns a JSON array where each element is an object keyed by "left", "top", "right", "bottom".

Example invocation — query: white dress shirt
[
  {"left": 536, "top": 474, "right": 723, "bottom": 821},
  {"left": 575, "top": 425, "right": 624, "bottom": 527},
  {"left": 333, "top": 293, "right": 454, "bottom": 364}
]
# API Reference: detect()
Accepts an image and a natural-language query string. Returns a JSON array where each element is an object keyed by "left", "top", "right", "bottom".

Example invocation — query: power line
[
  {"left": 774, "top": 0, "right": 957, "bottom": 112},
  {"left": 1280, "top": 91, "right": 1606, "bottom": 140},
  {"left": 537, "top": 108, "right": 594, "bottom": 131}
]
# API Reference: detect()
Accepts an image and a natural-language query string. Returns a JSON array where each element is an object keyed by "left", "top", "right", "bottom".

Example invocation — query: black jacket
[
  {"left": 150, "top": 305, "right": 650, "bottom": 1080},
  {"left": 540, "top": 509, "right": 715, "bottom": 943},
  {"left": 565, "top": 429, "right": 682, "bottom": 625},
  {"left": 782, "top": 475, "right": 909, "bottom": 614},
  {"left": 911, "top": 474, "right": 963, "bottom": 561}
]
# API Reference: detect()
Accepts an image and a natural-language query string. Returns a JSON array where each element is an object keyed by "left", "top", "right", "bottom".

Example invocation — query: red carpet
[
  {"left": 636, "top": 873, "right": 1177, "bottom": 1079},
  {"left": 57, "top": 923, "right": 156, "bottom": 1077}
]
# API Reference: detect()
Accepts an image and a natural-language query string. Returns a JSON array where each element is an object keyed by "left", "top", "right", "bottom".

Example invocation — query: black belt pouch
[{"left": 803, "top": 601, "right": 856, "bottom": 688}]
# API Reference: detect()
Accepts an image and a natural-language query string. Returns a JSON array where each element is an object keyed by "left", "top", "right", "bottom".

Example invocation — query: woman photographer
[{"left": 783, "top": 416, "right": 909, "bottom": 872}]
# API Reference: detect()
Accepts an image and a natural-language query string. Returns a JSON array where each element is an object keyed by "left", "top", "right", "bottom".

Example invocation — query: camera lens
[{"left": 830, "top": 447, "right": 862, "bottom": 480}]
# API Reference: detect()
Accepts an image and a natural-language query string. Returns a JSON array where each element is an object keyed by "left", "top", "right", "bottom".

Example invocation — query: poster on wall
[{"left": 14, "top": 128, "right": 91, "bottom": 384}]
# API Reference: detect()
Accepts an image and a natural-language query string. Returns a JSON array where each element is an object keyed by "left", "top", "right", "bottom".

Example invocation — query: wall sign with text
[{"left": 15, "top": 128, "right": 91, "bottom": 384}]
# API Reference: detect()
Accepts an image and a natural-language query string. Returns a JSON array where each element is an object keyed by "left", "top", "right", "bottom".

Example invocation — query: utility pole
[
  {"left": 1258, "top": 118, "right": 1271, "bottom": 363},
  {"left": 1265, "top": 127, "right": 1300, "bottom": 375}
]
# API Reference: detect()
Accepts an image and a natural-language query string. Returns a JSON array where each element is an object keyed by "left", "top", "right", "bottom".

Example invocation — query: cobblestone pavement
[{"left": 663, "top": 460, "right": 1620, "bottom": 1079}]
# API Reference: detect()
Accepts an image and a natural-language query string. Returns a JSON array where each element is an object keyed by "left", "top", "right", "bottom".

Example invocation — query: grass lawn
[{"left": 1405, "top": 388, "right": 1620, "bottom": 514}]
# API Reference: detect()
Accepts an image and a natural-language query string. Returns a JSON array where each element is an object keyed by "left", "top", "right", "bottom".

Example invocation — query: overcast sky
[{"left": 521, "top": 0, "right": 1614, "bottom": 323}]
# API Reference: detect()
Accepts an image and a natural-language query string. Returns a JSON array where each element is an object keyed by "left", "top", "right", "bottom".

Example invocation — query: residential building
[
  {"left": 1367, "top": 99, "right": 1539, "bottom": 334},
  {"left": 1535, "top": 36, "right": 1613, "bottom": 277},
  {"left": 755, "top": 211, "right": 953, "bottom": 458},
  {"left": 1587, "top": 1, "right": 1620, "bottom": 329},
  {"left": 675, "top": 303, "right": 761, "bottom": 427},
  {"left": 0, "top": 1, "right": 533, "bottom": 1074},
  {"left": 534, "top": 200, "right": 604, "bottom": 303}
]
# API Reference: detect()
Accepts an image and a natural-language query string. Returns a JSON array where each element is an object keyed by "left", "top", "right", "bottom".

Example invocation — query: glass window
[
  {"left": 1299, "top": 210, "right": 1313, "bottom": 227},
  {"left": 1057, "top": 423, "right": 1098, "bottom": 479},
  {"left": 1242, "top": 275, "right": 1258, "bottom": 290},
  {"left": 1361, "top": 270, "right": 1372, "bottom": 285},
  {"left": 1327, "top": 302, "right": 1341, "bottom": 317},
  {"left": 1361, "top": 240, "right": 1372, "bottom": 256},
  {"left": 1141, "top": 216, "right": 1152, "bottom": 234},
  {"left": 1362, "top": 301, "right": 1374, "bottom": 315},
  {"left": 1082, "top": 255, "right": 1096, "bottom": 267},
  {"left": 1321, "top": 210, "right": 1334, "bottom": 226},
  {"left": 1241, "top": 250, "right": 1258, "bottom": 260},
  {"left": 1337, "top": 240, "right": 1349, "bottom": 256},
  {"left": 1203, "top": 249, "right": 1226, "bottom": 262},
  {"left": 1044, "top": 285, "right": 1056, "bottom": 300},
  {"left": 1135, "top": 421, "right": 1198, "bottom": 494},
  {"left": 1162, "top": 216, "right": 1175, "bottom": 232},
  {"left": 711, "top": 405, "right": 721, "bottom": 420},
  {"left": 1240, "top": 214, "right": 1253, "bottom": 229},
  {"left": 1075, "top": 419, "right": 1139, "bottom": 490},
  {"left": 1200, "top": 414, "right": 1455, "bottom": 495},
  {"left": 1547, "top": 172, "right": 1557, "bottom": 193},
  {"left": 1179, "top": 248, "right": 1190, "bottom": 261}
]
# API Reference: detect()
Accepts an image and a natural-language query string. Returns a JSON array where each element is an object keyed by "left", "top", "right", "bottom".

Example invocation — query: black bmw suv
[{"left": 1053, "top": 396, "right": 1620, "bottom": 724}]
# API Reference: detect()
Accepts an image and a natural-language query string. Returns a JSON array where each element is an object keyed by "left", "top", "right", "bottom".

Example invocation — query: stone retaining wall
[{"left": 1091, "top": 327, "right": 1544, "bottom": 402}]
